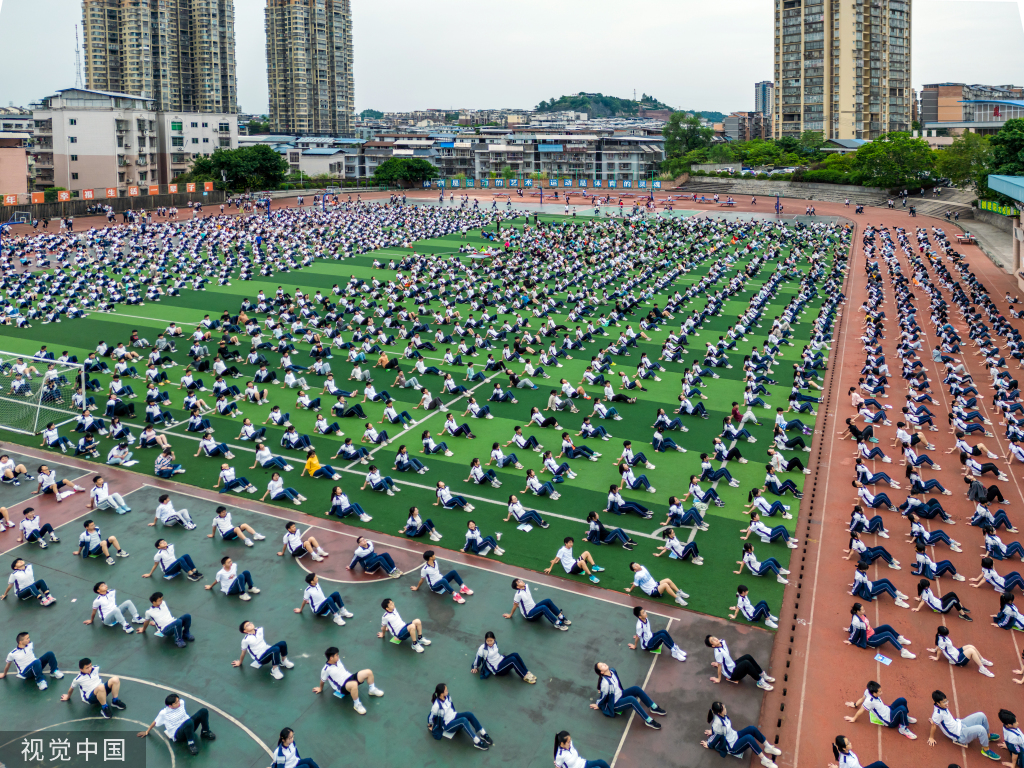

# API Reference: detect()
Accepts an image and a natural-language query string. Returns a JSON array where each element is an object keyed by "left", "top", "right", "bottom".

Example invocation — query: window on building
[
  {"left": 190, "top": 122, "right": 198, "bottom": 128},
  {"left": 69, "top": 118, "right": 77, "bottom": 126},
  {"left": 191, "top": 137, "right": 199, "bottom": 144},
  {"left": 71, "top": 172, "right": 79, "bottom": 180},
  {"left": 171, "top": 121, "right": 182, "bottom": 130},
  {"left": 70, "top": 155, "right": 78, "bottom": 162},
  {"left": 171, "top": 137, "right": 183, "bottom": 147},
  {"left": 219, "top": 138, "right": 230, "bottom": 147},
  {"left": 202, "top": 137, "right": 209, "bottom": 143},
  {"left": 201, "top": 122, "right": 208, "bottom": 127},
  {"left": 69, "top": 136, "right": 77, "bottom": 143},
  {"left": 218, "top": 123, "right": 230, "bottom": 132}
]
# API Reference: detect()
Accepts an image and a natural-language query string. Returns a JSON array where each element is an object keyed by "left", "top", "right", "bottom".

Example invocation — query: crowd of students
[
  {"left": 832, "top": 222, "right": 1024, "bottom": 767},
  {"left": 0, "top": 199, "right": 854, "bottom": 763}
]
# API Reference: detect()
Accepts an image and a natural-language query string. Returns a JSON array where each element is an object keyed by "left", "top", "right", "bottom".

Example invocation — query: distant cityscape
[{"left": 0, "top": 0, "right": 1021, "bottom": 203}]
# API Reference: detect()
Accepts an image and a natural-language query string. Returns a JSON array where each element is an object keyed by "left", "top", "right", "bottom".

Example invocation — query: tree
[
  {"left": 372, "top": 157, "right": 436, "bottom": 187},
  {"left": 799, "top": 130, "right": 825, "bottom": 155},
  {"left": 43, "top": 186, "right": 67, "bottom": 204},
  {"left": 934, "top": 132, "right": 991, "bottom": 191},
  {"left": 179, "top": 145, "right": 288, "bottom": 190},
  {"left": 662, "top": 112, "right": 713, "bottom": 158},
  {"left": 744, "top": 140, "right": 783, "bottom": 167},
  {"left": 500, "top": 166, "right": 516, "bottom": 180},
  {"left": 989, "top": 119, "right": 1024, "bottom": 177},
  {"left": 851, "top": 132, "right": 934, "bottom": 189},
  {"left": 360, "top": 109, "right": 384, "bottom": 120},
  {"left": 707, "top": 143, "right": 733, "bottom": 163}
]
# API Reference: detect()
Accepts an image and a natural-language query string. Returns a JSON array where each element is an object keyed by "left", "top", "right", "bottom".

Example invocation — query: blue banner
[
  {"left": 538, "top": 144, "right": 563, "bottom": 152},
  {"left": 623, "top": 180, "right": 633, "bottom": 188},
  {"left": 466, "top": 179, "right": 476, "bottom": 188},
  {"left": 548, "top": 179, "right": 557, "bottom": 188},
  {"left": 509, "top": 179, "right": 518, "bottom": 187},
  {"left": 653, "top": 180, "right": 662, "bottom": 189},
  {"left": 608, "top": 180, "right": 617, "bottom": 188},
  {"left": 422, "top": 180, "right": 430, "bottom": 188},
  {"left": 562, "top": 179, "right": 572, "bottom": 187},
  {"left": 480, "top": 179, "right": 490, "bottom": 188},
  {"left": 450, "top": 179, "right": 460, "bottom": 188},
  {"left": 524, "top": 179, "right": 534, "bottom": 187}
]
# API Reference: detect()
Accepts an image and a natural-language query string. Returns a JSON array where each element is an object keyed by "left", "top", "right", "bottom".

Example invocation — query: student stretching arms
[
  {"left": 544, "top": 537, "right": 604, "bottom": 584},
  {"left": 828, "top": 734, "right": 889, "bottom": 768},
  {"left": 624, "top": 562, "right": 688, "bottom": 606},
  {"left": 927, "top": 689, "right": 1002, "bottom": 761},
  {"left": 411, "top": 550, "right": 473, "bottom": 604},
  {"left": 313, "top": 646, "right": 383, "bottom": 716},
  {"left": 701, "top": 700, "right": 781, "bottom": 767},
  {"left": 926, "top": 624, "right": 993, "bottom": 676},
  {"left": 704, "top": 635, "right": 775, "bottom": 690},
  {"left": 735, "top": 542, "right": 791, "bottom": 584},
  {"left": 844, "top": 680, "right": 918, "bottom": 740},
  {"left": 427, "top": 683, "right": 492, "bottom": 750},
  {"left": 471, "top": 631, "right": 537, "bottom": 683},
  {"left": 629, "top": 606, "right": 687, "bottom": 661},
  {"left": 554, "top": 731, "right": 610, "bottom": 768},
  {"left": 270, "top": 728, "right": 318, "bottom": 768},
  {"left": 590, "top": 662, "right": 664, "bottom": 730},
  {"left": 728, "top": 585, "right": 779, "bottom": 629},
  {"left": 503, "top": 578, "right": 571, "bottom": 630}
]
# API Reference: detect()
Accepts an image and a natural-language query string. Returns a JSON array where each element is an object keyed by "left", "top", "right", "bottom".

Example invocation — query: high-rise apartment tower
[
  {"left": 773, "top": 0, "right": 911, "bottom": 140},
  {"left": 755, "top": 80, "right": 774, "bottom": 117},
  {"left": 265, "top": 0, "right": 354, "bottom": 136},
  {"left": 82, "top": 0, "right": 237, "bottom": 114}
]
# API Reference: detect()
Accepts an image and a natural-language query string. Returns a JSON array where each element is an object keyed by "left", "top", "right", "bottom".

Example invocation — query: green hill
[{"left": 535, "top": 92, "right": 673, "bottom": 116}]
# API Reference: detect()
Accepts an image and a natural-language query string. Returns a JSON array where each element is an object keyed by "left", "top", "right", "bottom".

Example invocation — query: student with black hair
[
  {"left": 427, "top": 683, "right": 492, "bottom": 750},
  {"left": 701, "top": 700, "right": 780, "bottom": 766},
  {"left": 728, "top": 584, "right": 778, "bottom": 629},
  {"left": 629, "top": 606, "right": 687, "bottom": 661},
  {"left": 926, "top": 625, "right": 993, "bottom": 676},
  {"left": 502, "top": 578, "right": 570, "bottom": 630},
  {"left": 60, "top": 657, "right": 123, "bottom": 718},
  {"left": 927, "top": 689, "right": 1001, "bottom": 760},
  {"left": 585, "top": 510, "right": 636, "bottom": 550},
  {"left": 553, "top": 731, "right": 610, "bottom": 768},
  {"left": 270, "top": 728, "right": 318, "bottom": 768},
  {"left": 995, "top": 592, "right": 1024, "bottom": 630},
  {"left": 827, "top": 734, "right": 887, "bottom": 768},
  {"left": 471, "top": 631, "right": 537, "bottom": 683},
  {"left": 653, "top": 527, "right": 702, "bottom": 563},
  {"left": 911, "top": 578, "right": 972, "bottom": 622},
  {"left": 411, "top": 550, "right": 473, "bottom": 603},
  {"left": 137, "top": 693, "right": 214, "bottom": 756},
  {"left": 590, "top": 661, "right": 664, "bottom": 730},
  {"left": 0, "top": 631, "right": 63, "bottom": 691},
  {"left": 313, "top": 646, "right": 382, "bottom": 715},
  {"left": 843, "top": 680, "right": 917, "bottom": 739},
  {"left": 845, "top": 602, "right": 914, "bottom": 658},
  {"left": 295, "top": 572, "right": 352, "bottom": 625},
  {"left": 999, "top": 709, "right": 1023, "bottom": 768},
  {"left": 378, "top": 598, "right": 430, "bottom": 653},
  {"left": 704, "top": 634, "right": 775, "bottom": 690},
  {"left": 233, "top": 620, "right": 292, "bottom": 680},
  {"left": 843, "top": 531, "right": 899, "bottom": 569}
]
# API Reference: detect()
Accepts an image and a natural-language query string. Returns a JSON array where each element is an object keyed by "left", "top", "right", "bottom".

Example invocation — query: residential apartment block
[
  {"left": 774, "top": 0, "right": 911, "bottom": 140},
  {"left": 82, "top": 0, "right": 238, "bottom": 114},
  {"left": 724, "top": 111, "right": 773, "bottom": 141},
  {"left": 265, "top": 0, "right": 355, "bottom": 136},
  {"left": 754, "top": 80, "right": 775, "bottom": 118},
  {"left": 920, "top": 82, "right": 1024, "bottom": 134},
  {"left": 30, "top": 88, "right": 236, "bottom": 196}
]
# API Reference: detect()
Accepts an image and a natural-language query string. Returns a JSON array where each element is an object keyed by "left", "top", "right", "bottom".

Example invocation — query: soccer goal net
[{"left": 0, "top": 351, "right": 86, "bottom": 436}]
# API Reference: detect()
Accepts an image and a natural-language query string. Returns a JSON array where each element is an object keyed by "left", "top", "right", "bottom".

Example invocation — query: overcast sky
[{"left": 1, "top": 0, "right": 1022, "bottom": 114}]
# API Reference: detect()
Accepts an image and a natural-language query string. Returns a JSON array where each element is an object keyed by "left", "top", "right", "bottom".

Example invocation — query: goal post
[{"left": 0, "top": 351, "right": 87, "bottom": 436}]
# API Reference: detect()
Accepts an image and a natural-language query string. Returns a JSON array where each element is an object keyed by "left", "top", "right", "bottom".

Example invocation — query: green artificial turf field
[{"left": 0, "top": 209, "right": 847, "bottom": 623}]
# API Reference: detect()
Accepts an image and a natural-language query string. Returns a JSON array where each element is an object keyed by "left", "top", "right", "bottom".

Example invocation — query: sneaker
[
  {"left": 116, "top": 549, "right": 129, "bottom": 558},
  {"left": 900, "top": 648, "right": 916, "bottom": 658},
  {"left": 757, "top": 679, "right": 774, "bottom": 691},
  {"left": 649, "top": 705, "right": 667, "bottom": 716},
  {"left": 452, "top": 593, "right": 466, "bottom": 604},
  {"left": 340, "top": 608, "right": 354, "bottom": 618},
  {"left": 589, "top": 575, "right": 600, "bottom": 584},
  {"left": 765, "top": 619, "right": 778, "bottom": 629},
  {"left": 411, "top": 642, "right": 425, "bottom": 654},
  {"left": 981, "top": 748, "right": 1001, "bottom": 761},
  {"left": 249, "top": 588, "right": 261, "bottom": 595},
  {"left": 105, "top": 556, "right": 116, "bottom": 565},
  {"left": 643, "top": 718, "right": 662, "bottom": 730},
  {"left": 473, "top": 740, "right": 490, "bottom": 751},
  {"left": 270, "top": 667, "right": 284, "bottom": 680},
  {"left": 353, "top": 701, "right": 367, "bottom": 715}
]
